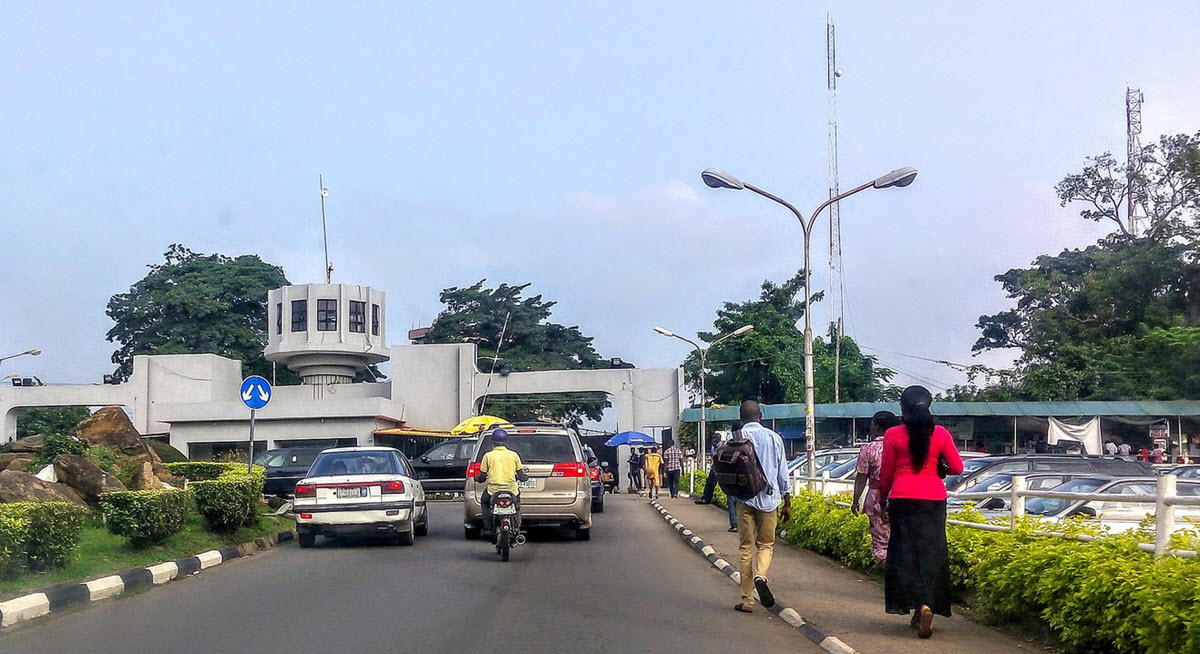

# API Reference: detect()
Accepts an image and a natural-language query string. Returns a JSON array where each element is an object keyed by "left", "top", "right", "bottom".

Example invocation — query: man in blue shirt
[{"left": 733, "top": 400, "right": 791, "bottom": 613}]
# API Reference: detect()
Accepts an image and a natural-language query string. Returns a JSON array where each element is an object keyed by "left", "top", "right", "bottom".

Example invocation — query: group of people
[{"left": 627, "top": 441, "right": 685, "bottom": 500}]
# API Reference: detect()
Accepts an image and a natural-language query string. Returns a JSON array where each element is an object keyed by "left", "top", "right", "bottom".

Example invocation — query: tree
[
  {"left": 106, "top": 244, "right": 294, "bottom": 382},
  {"left": 16, "top": 407, "right": 91, "bottom": 438},
  {"left": 973, "top": 132, "right": 1200, "bottom": 400},
  {"left": 428, "top": 280, "right": 616, "bottom": 422},
  {"left": 684, "top": 271, "right": 896, "bottom": 406}
]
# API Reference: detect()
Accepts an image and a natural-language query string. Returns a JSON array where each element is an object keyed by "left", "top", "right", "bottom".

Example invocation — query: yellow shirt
[
  {"left": 481, "top": 444, "right": 524, "bottom": 494},
  {"left": 643, "top": 453, "right": 663, "bottom": 476}
]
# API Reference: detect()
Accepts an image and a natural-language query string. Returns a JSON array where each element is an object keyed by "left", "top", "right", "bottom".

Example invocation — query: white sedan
[{"left": 293, "top": 446, "right": 428, "bottom": 548}]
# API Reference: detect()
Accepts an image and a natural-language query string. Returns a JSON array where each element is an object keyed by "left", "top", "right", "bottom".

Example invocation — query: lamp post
[
  {"left": 701, "top": 166, "right": 917, "bottom": 480},
  {"left": 0, "top": 349, "right": 40, "bottom": 372},
  {"left": 653, "top": 324, "right": 754, "bottom": 483}
]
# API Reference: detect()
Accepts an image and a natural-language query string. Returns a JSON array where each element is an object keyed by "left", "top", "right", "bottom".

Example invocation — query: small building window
[
  {"left": 371, "top": 304, "right": 381, "bottom": 336},
  {"left": 349, "top": 301, "right": 366, "bottom": 333},
  {"left": 291, "top": 300, "right": 307, "bottom": 332},
  {"left": 317, "top": 299, "right": 338, "bottom": 331},
  {"left": 276, "top": 303, "right": 282, "bottom": 335}
]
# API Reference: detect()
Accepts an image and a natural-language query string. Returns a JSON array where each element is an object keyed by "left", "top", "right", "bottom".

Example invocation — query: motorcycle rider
[{"left": 475, "top": 428, "right": 529, "bottom": 534}]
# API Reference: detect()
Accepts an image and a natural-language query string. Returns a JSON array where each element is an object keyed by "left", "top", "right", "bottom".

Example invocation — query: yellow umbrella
[{"left": 451, "top": 415, "right": 514, "bottom": 435}]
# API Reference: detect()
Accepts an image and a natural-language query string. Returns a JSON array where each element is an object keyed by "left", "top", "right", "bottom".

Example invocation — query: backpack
[{"left": 711, "top": 437, "right": 770, "bottom": 500}]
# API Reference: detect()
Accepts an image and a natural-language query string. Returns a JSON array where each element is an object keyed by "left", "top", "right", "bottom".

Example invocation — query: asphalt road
[{"left": 4, "top": 494, "right": 813, "bottom": 653}]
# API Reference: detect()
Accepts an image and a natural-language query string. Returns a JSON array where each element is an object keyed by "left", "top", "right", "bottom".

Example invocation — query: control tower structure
[{"left": 265, "top": 284, "right": 389, "bottom": 385}]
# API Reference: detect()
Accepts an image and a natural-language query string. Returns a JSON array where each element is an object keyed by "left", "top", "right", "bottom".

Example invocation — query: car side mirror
[
  {"left": 420, "top": 456, "right": 430, "bottom": 463},
  {"left": 588, "top": 458, "right": 599, "bottom": 467},
  {"left": 1072, "top": 506, "right": 1097, "bottom": 518},
  {"left": 982, "top": 498, "right": 1005, "bottom": 510}
]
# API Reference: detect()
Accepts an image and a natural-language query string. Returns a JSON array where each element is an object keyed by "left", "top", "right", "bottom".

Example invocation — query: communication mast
[
  {"left": 827, "top": 16, "right": 844, "bottom": 402},
  {"left": 1125, "top": 87, "right": 1144, "bottom": 236}
]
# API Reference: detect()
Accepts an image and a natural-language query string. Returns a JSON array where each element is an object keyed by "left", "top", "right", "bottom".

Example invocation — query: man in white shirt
[
  {"left": 1117, "top": 441, "right": 1133, "bottom": 457},
  {"left": 733, "top": 401, "right": 791, "bottom": 614},
  {"left": 1104, "top": 440, "right": 1118, "bottom": 456}
]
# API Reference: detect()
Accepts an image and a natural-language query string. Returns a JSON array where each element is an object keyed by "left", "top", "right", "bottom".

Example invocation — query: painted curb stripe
[
  {"left": 84, "top": 576, "right": 124, "bottom": 602},
  {"left": 148, "top": 562, "right": 178, "bottom": 585},
  {"left": 195, "top": 550, "right": 223, "bottom": 569},
  {"left": 119, "top": 567, "right": 154, "bottom": 592},
  {"left": 0, "top": 593, "right": 49, "bottom": 627},
  {"left": 217, "top": 545, "right": 241, "bottom": 561},
  {"left": 176, "top": 556, "right": 202, "bottom": 576},
  {"left": 649, "top": 502, "right": 860, "bottom": 654},
  {"left": 44, "top": 583, "right": 90, "bottom": 611}
]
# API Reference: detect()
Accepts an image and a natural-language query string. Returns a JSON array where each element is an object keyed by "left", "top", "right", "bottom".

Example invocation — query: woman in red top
[{"left": 878, "top": 385, "right": 963, "bottom": 639}]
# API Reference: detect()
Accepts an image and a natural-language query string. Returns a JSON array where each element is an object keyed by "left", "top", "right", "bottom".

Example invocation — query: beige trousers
[{"left": 736, "top": 502, "right": 778, "bottom": 607}]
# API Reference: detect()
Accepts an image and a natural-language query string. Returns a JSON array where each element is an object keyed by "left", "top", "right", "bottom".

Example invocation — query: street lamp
[
  {"left": 701, "top": 166, "right": 917, "bottom": 480},
  {"left": 654, "top": 324, "right": 754, "bottom": 481},
  {"left": 0, "top": 349, "right": 41, "bottom": 370}
]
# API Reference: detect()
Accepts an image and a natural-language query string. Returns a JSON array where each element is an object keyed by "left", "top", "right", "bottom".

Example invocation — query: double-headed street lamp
[
  {"left": 0, "top": 349, "right": 41, "bottom": 371},
  {"left": 654, "top": 324, "right": 754, "bottom": 481},
  {"left": 700, "top": 166, "right": 917, "bottom": 480}
]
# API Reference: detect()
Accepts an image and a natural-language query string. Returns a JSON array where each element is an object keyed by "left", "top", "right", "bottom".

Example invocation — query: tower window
[
  {"left": 291, "top": 300, "right": 307, "bottom": 332},
  {"left": 276, "top": 303, "right": 282, "bottom": 335},
  {"left": 349, "top": 301, "right": 366, "bottom": 333},
  {"left": 371, "top": 304, "right": 381, "bottom": 336},
  {"left": 317, "top": 299, "right": 338, "bottom": 331}
]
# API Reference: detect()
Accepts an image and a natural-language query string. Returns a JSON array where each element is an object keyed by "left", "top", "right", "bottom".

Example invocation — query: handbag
[{"left": 936, "top": 452, "right": 951, "bottom": 479}]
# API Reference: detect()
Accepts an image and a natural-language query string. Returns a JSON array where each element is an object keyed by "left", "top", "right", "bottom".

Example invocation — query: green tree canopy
[
  {"left": 16, "top": 406, "right": 91, "bottom": 438},
  {"left": 106, "top": 244, "right": 292, "bottom": 382},
  {"left": 971, "top": 131, "right": 1200, "bottom": 400},
  {"left": 428, "top": 280, "right": 617, "bottom": 422},
  {"left": 684, "top": 271, "right": 896, "bottom": 406}
]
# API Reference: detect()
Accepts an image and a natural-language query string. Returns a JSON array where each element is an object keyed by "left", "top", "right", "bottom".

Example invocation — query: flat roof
[{"left": 682, "top": 400, "right": 1200, "bottom": 422}]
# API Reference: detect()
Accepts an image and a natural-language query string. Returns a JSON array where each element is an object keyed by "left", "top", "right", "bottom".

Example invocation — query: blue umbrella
[{"left": 604, "top": 431, "right": 657, "bottom": 447}]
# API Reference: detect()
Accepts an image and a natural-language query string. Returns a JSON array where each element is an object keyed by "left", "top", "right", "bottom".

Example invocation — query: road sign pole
[{"left": 248, "top": 408, "right": 255, "bottom": 474}]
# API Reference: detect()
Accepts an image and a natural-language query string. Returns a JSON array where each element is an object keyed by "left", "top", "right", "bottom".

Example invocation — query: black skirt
[{"left": 885, "top": 498, "right": 952, "bottom": 617}]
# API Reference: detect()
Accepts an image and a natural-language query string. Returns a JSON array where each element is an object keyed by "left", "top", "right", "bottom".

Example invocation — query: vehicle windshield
[
  {"left": 254, "top": 450, "right": 320, "bottom": 469},
  {"left": 310, "top": 451, "right": 400, "bottom": 476},
  {"left": 827, "top": 457, "right": 859, "bottom": 479},
  {"left": 477, "top": 433, "right": 576, "bottom": 464},
  {"left": 944, "top": 458, "right": 997, "bottom": 489},
  {"left": 964, "top": 473, "right": 1014, "bottom": 494},
  {"left": 1025, "top": 478, "right": 1108, "bottom": 516}
]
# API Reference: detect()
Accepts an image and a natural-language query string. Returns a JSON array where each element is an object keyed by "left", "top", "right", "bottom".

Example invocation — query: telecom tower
[
  {"left": 827, "top": 16, "right": 844, "bottom": 402},
  {"left": 1126, "top": 87, "right": 1144, "bottom": 236}
]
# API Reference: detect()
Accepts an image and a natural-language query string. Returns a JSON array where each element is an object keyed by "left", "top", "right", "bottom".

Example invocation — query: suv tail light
[
  {"left": 589, "top": 467, "right": 600, "bottom": 481},
  {"left": 295, "top": 483, "right": 316, "bottom": 498},
  {"left": 551, "top": 462, "right": 586, "bottom": 478},
  {"left": 381, "top": 480, "right": 405, "bottom": 494},
  {"left": 467, "top": 462, "right": 482, "bottom": 479}
]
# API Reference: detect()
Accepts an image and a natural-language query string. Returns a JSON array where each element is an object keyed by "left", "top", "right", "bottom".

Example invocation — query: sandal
[
  {"left": 917, "top": 605, "right": 934, "bottom": 639},
  {"left": 734, "top": 603, "right": 753, "bottom": 613}
]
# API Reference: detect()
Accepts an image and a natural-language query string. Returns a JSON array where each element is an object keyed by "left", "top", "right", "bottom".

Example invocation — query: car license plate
[
  {"left": 336, "top": 487, "right": 369, "bottom": 499},
  {"left": 494, "top": 505, "right": 517, "bottom": 515},
  {"left": 518, "top": 479, "right": 537, "bottom": 489}
]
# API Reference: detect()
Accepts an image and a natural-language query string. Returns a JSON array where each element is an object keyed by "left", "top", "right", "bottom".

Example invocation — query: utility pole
[{"left": 827, "top": 16, "right": 844, "bottom": 403}]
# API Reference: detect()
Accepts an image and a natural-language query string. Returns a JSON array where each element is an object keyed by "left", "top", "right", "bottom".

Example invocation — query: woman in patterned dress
[{"left": 851, "top": 411, "right": 900, "bottom": 564}]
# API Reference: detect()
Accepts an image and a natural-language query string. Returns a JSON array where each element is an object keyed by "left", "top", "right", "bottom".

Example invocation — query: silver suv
[{"left": 463, "top": 423, "right": 593, "bottom": 541}]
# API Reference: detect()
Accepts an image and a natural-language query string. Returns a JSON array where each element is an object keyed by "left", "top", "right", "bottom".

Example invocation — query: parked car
[
  {"left": 464, "top": 423, "right": 593, "bottom": 541},
  {"left": 1024, "top": 476, "right": 1200, "bottom": 533},
  {"left": 788, "top": 448, "right": 859, "bottom": 477},
  {"left": 583, "top": 445, "right": 605, "bottom": 514},
  {"left": 411, "top": 437, "right": 479, "bottom": 493},
  {"left": 254, "top": 447, "right": 327, "bottom": 497},
  {"left": 293, "top": 446, "right": 428, "bottom": 548},
  {"left": 946, "top": 455, "right": 1152, "bottom": 493},
  {"left": 1159, "top": 464, "right": 1200, "bottom": 480},
  {"left": 950, "top": 471, "right": 1102, "bottom": 511}
]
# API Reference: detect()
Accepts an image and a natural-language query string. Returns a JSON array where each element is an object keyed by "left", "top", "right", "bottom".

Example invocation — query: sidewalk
[{"left": 655, "top": 496, "right": 1049, "bottom": 654}]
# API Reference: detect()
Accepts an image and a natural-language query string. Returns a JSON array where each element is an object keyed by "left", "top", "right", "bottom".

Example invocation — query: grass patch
[{"left": 0, "top": 510, "right": 293, "bottom": 599}]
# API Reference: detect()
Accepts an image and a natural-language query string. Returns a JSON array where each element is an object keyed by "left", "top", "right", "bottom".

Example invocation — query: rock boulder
[
  {"left": 75, "top": 407, "right": 167, "bottom": 475},
  {"left": 130, "top": 462, "right": 162, "bottom": 491},
  {"left": 0, "top": 435, "right": 45, "bottom": 454},
  {"left": 0, "top": 470, "right": 89, "bottom": 508},
  {"left": 0, "top": 453, "right": 35, "bottom": 472},
  {"left": 53, "top": 454, "right": 126, "bottom": 503}
]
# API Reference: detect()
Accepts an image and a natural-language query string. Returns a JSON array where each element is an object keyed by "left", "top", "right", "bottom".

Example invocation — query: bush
[
  {"left": 84, "top": 445, "right": 118, "bottom": 473},
  {"left": 30, "top": 432, "right": 88, "bottom": 469},
  {"left": 99, "top": 488, "right": 193, "bottom": 546},
  {"left": 682, "top": 469, "right": 729, "bottom": 508},
  {"left": 0, "top": 502, "right": 87, "bottom": 575},
  {"left": 780, "top": 491, "right": 1200, "bottom": 654},
  {"left": 176, "top": 463, "right": 266, "bottom": 533}
]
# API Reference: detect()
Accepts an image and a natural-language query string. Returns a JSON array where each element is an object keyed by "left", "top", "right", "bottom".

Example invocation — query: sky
[{"left": 2, "top": 2, "right": 1199, "bottom": 402}]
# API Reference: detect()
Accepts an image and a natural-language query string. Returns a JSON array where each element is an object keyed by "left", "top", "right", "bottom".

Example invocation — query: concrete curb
[
  {"left": 650, "top": 502, "right": 859, "bottom": 654},
  {"left": 0, "top": 530, "right": 295, "bottom": 629}
]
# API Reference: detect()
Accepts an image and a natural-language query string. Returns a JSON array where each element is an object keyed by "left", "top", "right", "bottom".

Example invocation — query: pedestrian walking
[
  {"left": 695, "top": 432, "right": 723, "bottom": 504},
  {"left": 725, "top": 421, "right": 744, "bottom": 531},
  {"left": 663, "top": 440, "right": 684, "bottom": 499},
  {"left": 731, "top": 401, "right": 790, "bottom": 614},
  {"left": 879, "top": 385, "right": 964, "bottom": 639},
  {"left": 643, "top": 446, "right": 664, "bottom": 500},
  {"left": 851, "top": 410, "right": 901, "bottom": 565},
  {"left": 628, "top": 447, "right": 644, "bottom": 493}
]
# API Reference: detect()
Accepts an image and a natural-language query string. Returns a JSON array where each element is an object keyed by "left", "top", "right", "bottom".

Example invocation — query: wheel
[
  {"left": 499, "top": 533, "right": 510, "bottom": 562},
  {"left": 464, "top": 525, "right": 482, "bottom": 540},
  {"left": 396, "top": 525, "right": 415, "bottom": 546},
  {"left": 415, "top": 511, "right": 428, "bottom": 537},
  {"left": 298, "top": 532, "right": 316, "bottom": 548},
  {"left": 575, "top": 527, "right": 591, "bottom": 541}
]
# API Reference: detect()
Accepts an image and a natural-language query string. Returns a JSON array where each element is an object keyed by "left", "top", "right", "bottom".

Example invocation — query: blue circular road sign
[{"left": 240, "top": 376, "right": 272, "bottom": 410}]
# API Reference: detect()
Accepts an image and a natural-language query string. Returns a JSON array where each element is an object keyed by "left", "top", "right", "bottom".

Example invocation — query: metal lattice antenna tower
[
  {"left": 319, "top": 175, "right": 332, "bottom": 283},
  {"left": 1126, "top": 87, "right": 1144, "bottom": 237},
  {"left": 827, "top": 16, "right": 844, "bottom": 402}
]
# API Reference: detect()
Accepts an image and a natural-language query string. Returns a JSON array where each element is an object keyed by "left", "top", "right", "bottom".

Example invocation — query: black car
[
  {"left": 254, "top": 447, "right": 326, "bottom": 497},
  {"left": 412, "top": 438, "right": 479, "bottom": 492},
  {"left": 947, "top": 454, "right": 1153, "bottom": 492},
  {"left": 583, "top": 445, "right": 605, "bottom": 514}
]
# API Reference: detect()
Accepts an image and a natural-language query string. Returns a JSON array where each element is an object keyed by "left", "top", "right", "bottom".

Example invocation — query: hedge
[
  {"left": 781, "top": 490, "right": 1200, "bottom": 654},
  {"left": 0, "top": 501, "right": 88, "bottom": 575},
  {"left": 177, "top": 464, "right": 266, "bottom": 533},
  {"left": 681, "top": 469, "right": 730, "bottom": 509},
  {"left": 99, "top": 488, "right": 193, "bottom": 546}
]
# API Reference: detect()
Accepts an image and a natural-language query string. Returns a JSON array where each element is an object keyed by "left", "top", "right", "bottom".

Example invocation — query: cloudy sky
[{"left": 3, "top": 2, "right": 1198, "bottom": 398}]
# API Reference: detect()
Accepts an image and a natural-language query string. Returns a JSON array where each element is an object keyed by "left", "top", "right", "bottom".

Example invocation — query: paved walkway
[{"left": 655, "top": 495, "right": 1050, "bottom": 653}]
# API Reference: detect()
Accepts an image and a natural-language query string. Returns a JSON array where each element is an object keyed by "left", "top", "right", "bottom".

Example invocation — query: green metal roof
[{"left": 681, "top": 400, "right": 1200, "bottom": 423}]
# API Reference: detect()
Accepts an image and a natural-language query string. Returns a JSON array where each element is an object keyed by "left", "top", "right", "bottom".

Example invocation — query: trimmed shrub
[
  {"left": 23, "top": 502, "right": 87, "bottom": 570},
  {"left": 180, "top": 464, "right": 266, "bottom": 533},
  {"left": 99, "top": 488, "right": 193, "bottom": 546},
  {"left": 0, "top": 506, "right": 31, "bottom": 578},
  {"left": 166, "top": 462, "right": 233, "bottom": 481}
]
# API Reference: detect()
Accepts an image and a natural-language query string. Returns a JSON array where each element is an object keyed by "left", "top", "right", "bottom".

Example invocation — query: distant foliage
[
  {"left": 16, "top": 406, "right": 90, "bottom": 439},
  {"left": 30, "top": 433, "right": 89, "bottom": 469}
]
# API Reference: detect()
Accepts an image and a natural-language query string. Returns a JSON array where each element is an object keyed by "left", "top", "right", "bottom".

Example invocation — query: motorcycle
[{"left": 489, "top": 490, "right": 523, "bottom": 562}]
